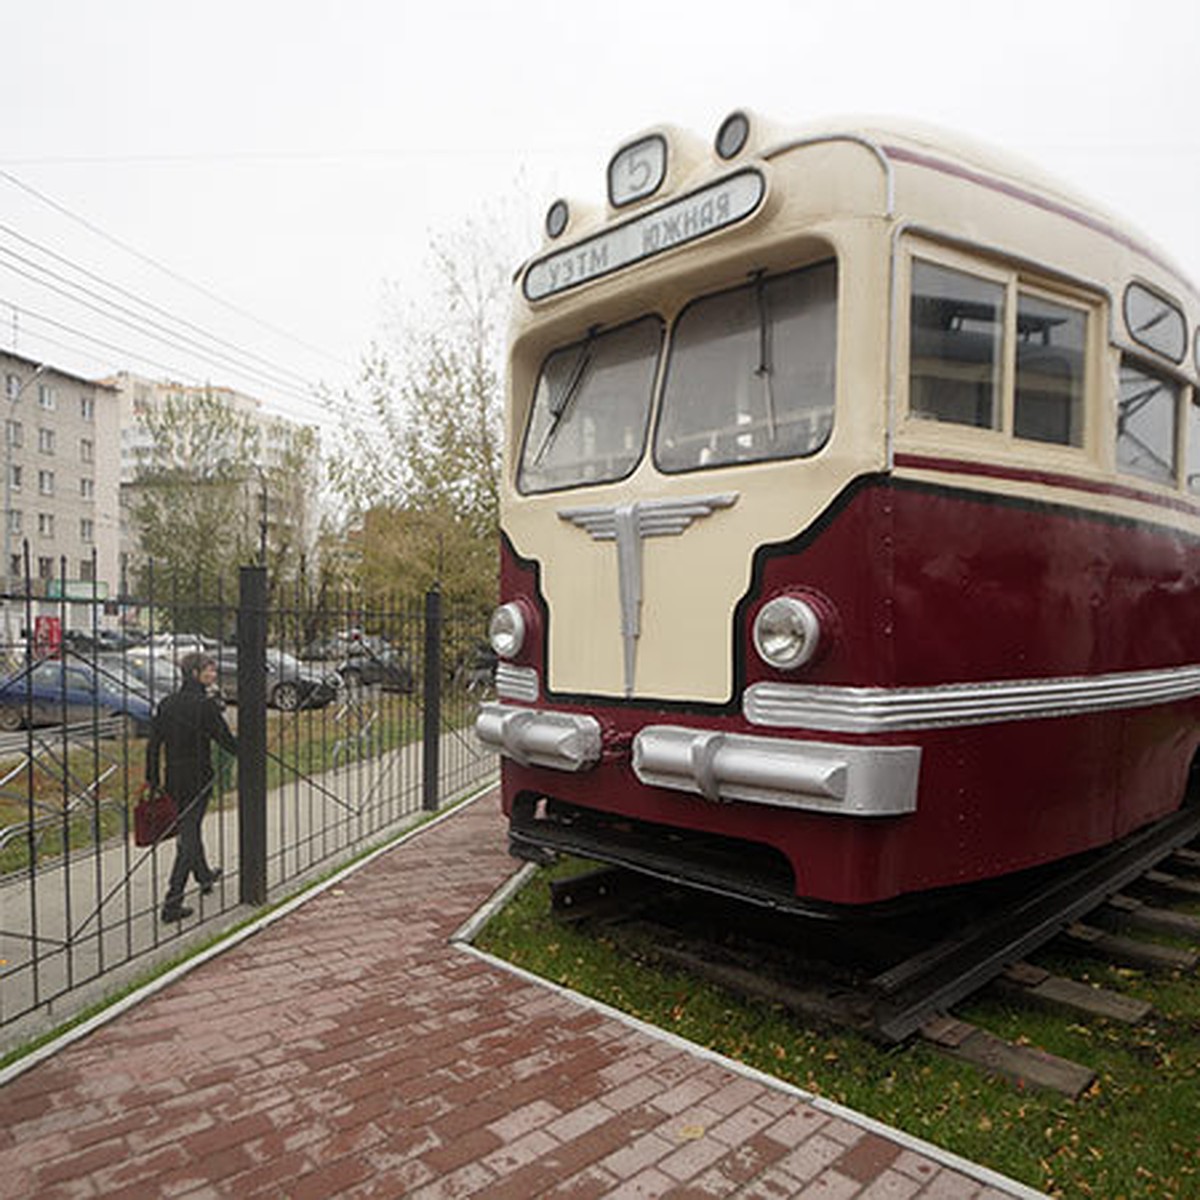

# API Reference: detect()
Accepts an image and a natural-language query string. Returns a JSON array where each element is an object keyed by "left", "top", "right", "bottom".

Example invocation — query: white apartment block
[
  {"left": 0, "top": 350, "right": 121, "bottom": 607},
  {"left": 109, "top": 372, "right": 319, "bottom": 572}
]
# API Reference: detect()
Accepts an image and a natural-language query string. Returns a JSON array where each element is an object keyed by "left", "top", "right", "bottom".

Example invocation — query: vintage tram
[{"left": 477, "top": 111, "right": 1200, "bottom": 910}]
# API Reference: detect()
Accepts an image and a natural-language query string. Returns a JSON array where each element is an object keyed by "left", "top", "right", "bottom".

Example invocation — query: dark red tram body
[{"left": 480, "top": 115, "right": 1200, "bottom": 910}]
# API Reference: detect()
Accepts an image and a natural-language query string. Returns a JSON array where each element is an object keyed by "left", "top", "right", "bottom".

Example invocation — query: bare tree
[{"left": 328, "top": 215, "right": 511, "bottom": 610}]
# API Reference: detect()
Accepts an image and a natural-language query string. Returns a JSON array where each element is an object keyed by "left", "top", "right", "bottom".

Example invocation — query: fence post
[
  {"left": 422, "top": 586, "right": 442, "bottom": 812},
  {"left": 237, "top": 565, "right": 268, "bottom": 905}
]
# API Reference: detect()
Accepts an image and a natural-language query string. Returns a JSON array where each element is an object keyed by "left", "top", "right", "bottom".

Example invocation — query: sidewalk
[{"left": 0, "top": 791, "right": 1042, "bottom": 1198}]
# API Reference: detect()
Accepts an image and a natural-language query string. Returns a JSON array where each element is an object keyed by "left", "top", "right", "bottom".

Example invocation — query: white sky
[{"left": 3, "top": 0, "right": 1198, "bottom": 435}]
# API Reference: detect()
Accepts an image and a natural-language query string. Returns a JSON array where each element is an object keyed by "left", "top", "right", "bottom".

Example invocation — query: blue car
[{"left": 0, "top": 659, "right": 154, "bottom": 735}]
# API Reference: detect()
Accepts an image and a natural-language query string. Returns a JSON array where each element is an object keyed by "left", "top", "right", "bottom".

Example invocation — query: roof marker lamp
[
  {"left": 753, "top": 595, "right": 822, "bottom": 671},
  {"left": 715, "top": 111, "right": 751, "bottom": 160},
  {"left": 545, "top": 199, "right": 569, "bottom": 240},
  {"left": 489, "top": 602, "right": 528, "bottom": 660}
]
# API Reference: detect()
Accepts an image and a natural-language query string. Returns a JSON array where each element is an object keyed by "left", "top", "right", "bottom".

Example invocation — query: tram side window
[
  {"left": 1188, "top": 394, "right": 1200, "bottom": 494},
  {"left": 518, "top": 316, "right": 663, "bottom": 494},
  {"left": 1014, "top": 293, "right": 1085, "bottom": 446},
  {"left": 909, "top": 261, "right": 1003, "bottom": 429},
  {"left": 655, "top": 261, "right": 836, "bottom": 473},
  {"left": 1116, "top": 357, "right": 1178, "bottom": 485}
]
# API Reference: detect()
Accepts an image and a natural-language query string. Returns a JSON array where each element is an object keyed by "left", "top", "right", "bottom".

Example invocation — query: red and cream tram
[{"left": 477, "top": 111, "right": 1200, "bottom": 909}]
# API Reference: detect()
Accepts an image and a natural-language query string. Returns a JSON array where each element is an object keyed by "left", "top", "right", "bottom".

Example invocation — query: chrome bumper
[
  {"left": 633, "top": 726, "right": 919, "bottom": 815},
  {"left": 475, "top": 703, "right": 601, "bottom": 771},
  {"left": 478, "top": 702, "right": 920, "bottom": 816}
]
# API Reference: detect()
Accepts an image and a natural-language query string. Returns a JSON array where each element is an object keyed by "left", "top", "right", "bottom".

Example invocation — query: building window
[
  {"left": 9, "top": 553, "right": 20, "bottom": 578},
  {"left": 37, "top": 384, "right": 56, "bottom": 411},
  {"left": 79, "top": 558, "right": 94, "bottom": 582},
  {"left": 37, "top": 556, "right": 53, "bottom": 580},
  {"left": 80, "top": 395, "right": 94, "bottom": 421},
  {"left": 9, "top": 464, "right": 22, "bottom": 491},
  {"left": 6, "top": 510, "right": 21, "bottom": 534},
  {"left": 80, "top": 518, "right": 94, "bottom": 543},
  {"left": 38, "top": 427, "right": 55, "bottom": 454},
  {"left": 80, "top": 438, "right": 93, "bottom": 463},
  {"left": 5, "top": 419, "right": 21, "bottom": 448},
  {"left": 5, "top": 373, "right": 19, "bottom": 400},
  {"left": 80, "top": 477, "right": 94, "bottom": 499},
  {"left": 38, "top": 469, "right": 54, "bottom": 496},
  {"left": 37, "top": 513, "right": 54, "bottom": 537}
]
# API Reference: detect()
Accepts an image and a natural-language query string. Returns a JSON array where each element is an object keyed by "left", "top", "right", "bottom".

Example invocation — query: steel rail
[{"left": 869, "top": 806, "right": 1200, "bottom": 1042}]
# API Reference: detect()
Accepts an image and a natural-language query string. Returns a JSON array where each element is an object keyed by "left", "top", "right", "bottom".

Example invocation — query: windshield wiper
[
  {"left": 532, "top": 328, "right": 597, "bottom": 466},
  {"left": 754, "top": 273, "right": 777, "bottom": 441}
]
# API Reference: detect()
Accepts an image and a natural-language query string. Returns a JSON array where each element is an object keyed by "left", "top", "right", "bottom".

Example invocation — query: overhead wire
[
  {"left": 0, "top": 169, "right": 354, "bottom": 373},
  {"left": 0, "top": 220, "right": 322, "bottom": 389},
  {"left": 3, "top": 298, "right": 353, "bottom": 433},
  {"left": 0, "top": 171, "right": 382, "bottom": 433},
  {"left": 0, "top": 249, "right": 324, "bottom": 409}
]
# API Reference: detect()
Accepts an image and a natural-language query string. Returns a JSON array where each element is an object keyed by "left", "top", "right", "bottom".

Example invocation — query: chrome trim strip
[
  {"left": 633, "top": 725, "right": 919, "bottom": 815},
  {"left": 475, "top": 703, "right": 601, "bottom": 772},
  {"left": 495, "top": 663, "right": 539, "bottom": 703},
  {"left": 744, "top": 665, "right": 1200, "bottom": 734}
]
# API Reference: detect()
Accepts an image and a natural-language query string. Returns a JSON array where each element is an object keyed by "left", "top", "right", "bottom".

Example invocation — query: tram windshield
[
  {"left": 656, "top": 261, "right": 837, "bottom": 472},
  {"left": 519, "top": 316, "right": 663, "bottom": 493}
]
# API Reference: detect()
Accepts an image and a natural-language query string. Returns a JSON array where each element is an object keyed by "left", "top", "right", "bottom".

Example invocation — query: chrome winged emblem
[{"left": 558, "top": 494, "right": 738, "bottom": 697}]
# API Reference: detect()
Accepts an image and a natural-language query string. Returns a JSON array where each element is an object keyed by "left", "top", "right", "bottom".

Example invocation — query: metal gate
[{"left": 0, "top": 567, "right": 496, "bottom": 1050}]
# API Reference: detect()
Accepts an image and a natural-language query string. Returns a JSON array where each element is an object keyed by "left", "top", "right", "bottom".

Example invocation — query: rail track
[{"left": 547, "top": 807, "right": 1200, "bottom": 1098}]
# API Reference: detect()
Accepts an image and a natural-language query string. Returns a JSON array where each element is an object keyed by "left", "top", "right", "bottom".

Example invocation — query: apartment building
[
  {"left": 108, "top": 372, "right": 319, "bottom": 576},
  {"left": 0, "top": 350, "right": 120, "bottom": 606}
]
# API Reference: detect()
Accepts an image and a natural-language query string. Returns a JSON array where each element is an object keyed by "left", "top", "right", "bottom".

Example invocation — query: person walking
[{"left": 147, "top": 651, "right": 238, "bottom": 922}]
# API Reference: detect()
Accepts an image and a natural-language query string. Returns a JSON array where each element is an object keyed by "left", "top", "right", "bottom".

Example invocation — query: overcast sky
[{"left": 3, "top": 0, "right": 1198, "bottom": 434}]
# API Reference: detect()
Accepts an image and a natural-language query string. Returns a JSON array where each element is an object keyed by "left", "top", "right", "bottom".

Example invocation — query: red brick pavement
[{"left": 0, "top": 793, "right": 1042, "bottom": 1198}]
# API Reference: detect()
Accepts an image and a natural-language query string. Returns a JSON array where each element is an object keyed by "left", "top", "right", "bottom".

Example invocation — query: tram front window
[
  {"left": 655, "top": 261, "right": 836, "bottom": 472},
  {"left": 518, "top": 316, "right": 663, "bottom": 493}
]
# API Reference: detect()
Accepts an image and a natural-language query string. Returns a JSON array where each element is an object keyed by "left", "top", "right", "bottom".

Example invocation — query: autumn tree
[{"left": 328, "top": 217, "right": 509, "bottom": 613}]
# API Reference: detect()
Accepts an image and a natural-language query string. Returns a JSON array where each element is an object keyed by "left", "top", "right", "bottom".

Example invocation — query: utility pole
[{"left": 3, "top": 362, "right": 47, "bottom": 653}]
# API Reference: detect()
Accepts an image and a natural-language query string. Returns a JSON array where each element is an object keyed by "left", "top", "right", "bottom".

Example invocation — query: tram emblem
[{"left": 558, "top": 494, "right": 738, "bottom": 697}]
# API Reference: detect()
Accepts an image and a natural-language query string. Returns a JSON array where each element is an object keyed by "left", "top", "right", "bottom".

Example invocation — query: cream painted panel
[{"left": 505, "top": 438, "right": 880, "bottom": 702}]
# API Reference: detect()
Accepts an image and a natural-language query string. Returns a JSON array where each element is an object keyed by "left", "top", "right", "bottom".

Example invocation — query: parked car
[
  {"left": 336, "top": 646, "right": 415, "bottom": 694},
  {"left": 213, "top": 647, "right": 339, "bottom": 711},
  {"left": 0, "top": 660, "right": 154, "bottom": 734},
  {"left": 63, "top": 629, "right": 145, "bottom": 655},
  {"left": 93, "top": 652, "right": 180, "bottom": 707},
  {"left": 300, "top": 631, "right": 414, "bottom": 694},
  {"left": 141, "top": 632, "right": 220, "bottom": 665}
]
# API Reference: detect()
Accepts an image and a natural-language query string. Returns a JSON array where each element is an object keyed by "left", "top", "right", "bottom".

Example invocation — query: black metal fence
[{"left": 0, "top": 566, "right": 497, "bottom": 1050}]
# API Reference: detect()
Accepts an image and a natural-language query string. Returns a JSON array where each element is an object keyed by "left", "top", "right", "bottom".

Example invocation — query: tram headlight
[
  {"left": 753, "top": 596, "right": 822, "bottom": 671},
  {"left": 489, "top": 602, "right": 528, "bottom": 660}
]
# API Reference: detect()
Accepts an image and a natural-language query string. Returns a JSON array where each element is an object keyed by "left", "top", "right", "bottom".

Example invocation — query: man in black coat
[{"left": 147, "top": 652, "right": 238, "bottom": 922}]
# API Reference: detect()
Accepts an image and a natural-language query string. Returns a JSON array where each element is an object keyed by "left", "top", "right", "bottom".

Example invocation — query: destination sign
[{"left": 523, "top": 170, "right": 766, "bottom": 302}]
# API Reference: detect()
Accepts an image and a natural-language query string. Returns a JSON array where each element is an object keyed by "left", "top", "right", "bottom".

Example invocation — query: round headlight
[
  {"left": 753, "top": 596, "right": 821, "bottom": 670},
  {"left": 489, "top": 602, "right": 527, "bottom": 660}
]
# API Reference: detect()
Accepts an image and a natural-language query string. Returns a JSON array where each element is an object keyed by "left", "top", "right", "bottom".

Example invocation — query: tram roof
[{"left": 525, "top": 112, "right": 1193, "bottom": 297}]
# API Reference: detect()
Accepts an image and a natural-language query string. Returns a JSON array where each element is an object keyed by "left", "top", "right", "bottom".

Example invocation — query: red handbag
[{"left": 134, "top": 784, "right": 179, "bottom": 846}]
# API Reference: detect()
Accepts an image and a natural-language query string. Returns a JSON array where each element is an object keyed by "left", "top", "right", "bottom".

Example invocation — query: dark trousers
[{"left": 163, "top": 786, "right": 215, "bottom": 910}]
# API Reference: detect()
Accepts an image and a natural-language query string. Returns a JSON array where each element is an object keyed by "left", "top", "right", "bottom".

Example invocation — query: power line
[
  {"left": 2, "top": 299, "right": 345, "bottom": 431},
  {"left": 0, "top": 168, "right": 356, "bottom": 373},
  {"left": 0, "top": 220, "right": 322, "bottom": 390},
  {"left": 0, "top": 249, "right": 323, "bottom": 408}
]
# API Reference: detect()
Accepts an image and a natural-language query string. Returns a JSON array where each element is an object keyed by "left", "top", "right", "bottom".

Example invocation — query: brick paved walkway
[{"left": 0, "top": 792, "right": 1041, "bottom": 1198}]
